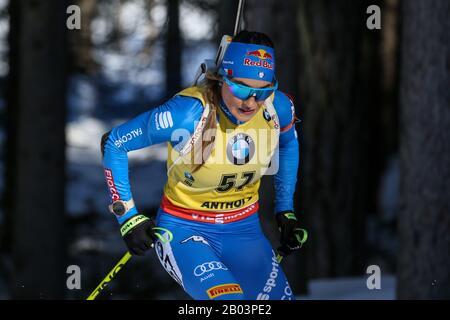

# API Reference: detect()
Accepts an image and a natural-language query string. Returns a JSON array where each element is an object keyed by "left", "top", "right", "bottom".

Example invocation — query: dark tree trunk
[
  {"left": 67, "top": 0, "right": 98, "bottom": 74},
  {"left": 397, "top": 0, "right": 450, "bottom": 299},
  {"left": 380, "top": 0, "right": 400, "bottom": 158},
  {"left": 8, "top": 0, "right": 67, "bottom": 299},
  {"left": 217, "top": 0, "right": 239, "bottom": 40},
  {"left": 246, "top": 0, "right": 299, "bottom": 95},
  {"left": 165, "top": 0, "right": 181, "bottom": 96},
  {"left": 297, "top": 0, "right": 380, "bottom": 278}
]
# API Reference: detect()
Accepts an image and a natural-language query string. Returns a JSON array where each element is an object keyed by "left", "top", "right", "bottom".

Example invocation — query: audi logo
[{"left": 194, "top": 261, "right": 228, "bottom": 276}]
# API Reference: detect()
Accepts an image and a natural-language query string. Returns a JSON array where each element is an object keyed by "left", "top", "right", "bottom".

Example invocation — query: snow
[
  {"left": 182, "top": 42, "right": 216, "bottom": 86},
  {"left": 0, "top": 0, "right": 8, "bottom": 77},
  {"left": 66, "top": 116, "right": 168, "bottom": 164},
  {"left": 67, "top": 75, "right": 98, "bottom": 120},
  {"left": 298, "top": 275, "right": 396, "bottom": 300},
  {"left": 379, "top": 156, "right": 400, "bottom": 221},
  {"left": 150, "top": 2, "right": 167, "bottom": 30},
  {"left": 66, "top": 115, "right": 168, "bottom": 216},
  {"left": 180, "top": 2, "right": 216, "bottom": 41}
]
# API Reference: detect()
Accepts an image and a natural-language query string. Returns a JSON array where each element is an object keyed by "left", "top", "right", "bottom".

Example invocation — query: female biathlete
[{"left": 101, "top": 30, "right": 305, "bottom": 300}]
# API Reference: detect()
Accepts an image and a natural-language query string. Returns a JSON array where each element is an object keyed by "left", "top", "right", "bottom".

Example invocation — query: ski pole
[
  {"left": 86, "top": 227, "right": 172, "bottom": 300},
  {"left": 86, "top": 251, "right": 132, "bottom": 300},
  {"left": 233, "top": 0, "right": 246, "bottom": 36}
]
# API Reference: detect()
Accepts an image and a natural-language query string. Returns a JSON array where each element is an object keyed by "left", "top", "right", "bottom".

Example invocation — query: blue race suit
[{"left": 102, "top": 89, "right": 300, "bottom": 300}]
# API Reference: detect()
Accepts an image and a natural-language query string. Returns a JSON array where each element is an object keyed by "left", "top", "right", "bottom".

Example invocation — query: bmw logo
[
  {"left": 226, "top": 133, "right": 255, "bottom": 165},
  {"left": 263, "top": 108, "right": 271, "bottom": 122}
]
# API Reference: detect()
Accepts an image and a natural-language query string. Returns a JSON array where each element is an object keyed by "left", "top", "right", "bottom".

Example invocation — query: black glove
[
  {"left": 276, "top": 211, "right": 308, "bottom": 257},
  {"left": 120, "top": 214, "right": 157, "bottom": 256}
]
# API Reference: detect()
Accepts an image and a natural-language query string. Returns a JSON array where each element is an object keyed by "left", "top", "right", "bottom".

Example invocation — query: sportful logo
[
  {"left": 256, "top": 251, "right": 280, "bottom": 300},
  {"left": 155, "top": 111, "right": 173, "bottom": 130},
  {"left": 194, "top": 261, "right": 228, "bottom": 277}
]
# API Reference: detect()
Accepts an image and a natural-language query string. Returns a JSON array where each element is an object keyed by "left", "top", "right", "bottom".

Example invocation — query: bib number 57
[{"left": 216, "top": 171, "right": 255, "bottom": 192}]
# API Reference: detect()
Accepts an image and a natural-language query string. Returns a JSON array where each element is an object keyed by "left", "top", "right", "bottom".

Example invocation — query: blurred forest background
[{"left": 0, "top": 0, "right": 448, "bottom": 299}]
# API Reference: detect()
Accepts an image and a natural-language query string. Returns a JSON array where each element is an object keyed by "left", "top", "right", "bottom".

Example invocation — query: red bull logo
[
  {"left": 246, "top": 49, "right": 273, "bottom": 60},
  {"left": 243, "top": 58, "right": 274, "bottom": 70},
  {"left": 244, "top": 49, "right": 274, "bottom": 70}
]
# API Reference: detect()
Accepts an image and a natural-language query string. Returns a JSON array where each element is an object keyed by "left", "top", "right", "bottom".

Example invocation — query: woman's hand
[
  {"left": 276, "top": 211, "right": 308, "bottom": 257},
  {"left": 120, "top": 214, "right": 157, "bottom": 256}
]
